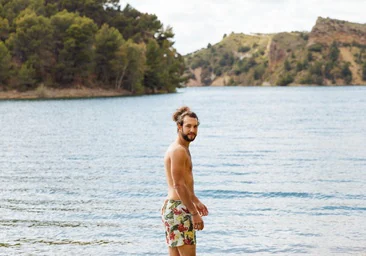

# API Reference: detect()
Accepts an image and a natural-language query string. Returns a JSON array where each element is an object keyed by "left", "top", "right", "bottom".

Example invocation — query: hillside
[{"left": 184, "top": 17, "right": 366, "bottom": 86}]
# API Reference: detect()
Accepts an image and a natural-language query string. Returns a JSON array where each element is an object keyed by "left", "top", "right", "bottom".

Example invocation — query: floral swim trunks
[{"left": 161, "top": 199, "right": 196, "bottom": 247}]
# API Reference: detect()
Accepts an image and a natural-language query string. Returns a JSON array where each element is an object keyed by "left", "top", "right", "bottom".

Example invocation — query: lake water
[{"left": 0, "top": 86, "right": 365, "bottom": 256}]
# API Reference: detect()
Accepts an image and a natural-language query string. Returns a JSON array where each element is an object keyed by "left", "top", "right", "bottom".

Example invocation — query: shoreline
[
  {"left": 1, "top": 84, "right": 364, "bottom": 100},
  {"left": 0, "top": 87, "right": 134, "bottom": 100}
]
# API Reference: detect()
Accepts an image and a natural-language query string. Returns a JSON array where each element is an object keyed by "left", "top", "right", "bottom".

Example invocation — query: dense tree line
[{"left": 0, "top": 0, "right": 185, "bottom": 93}]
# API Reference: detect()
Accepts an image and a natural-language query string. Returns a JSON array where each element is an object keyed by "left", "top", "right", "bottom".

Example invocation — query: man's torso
[{"left": 164, "top": 143, "right": 193, "bottom": 200}]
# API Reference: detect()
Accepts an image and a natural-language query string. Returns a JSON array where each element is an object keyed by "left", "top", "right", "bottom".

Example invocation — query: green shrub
[
  {"left": 300, "top": 32, "right": 309, "bottom": 41},
  {"left": 309, "top": 61, "right": 323, "bottom": 76},
  {"left": 219, "top": 53, "right": 234, "bottom": 67},
  {"left": 191, "top": 58, "right": 208, "bottom": 69},
  {"left": 351, "top": 41, "right": 366, "bottom": 49},
  {"left": 312, "top": 75, "right": 323, "bottom": 85},
  {"left": 324, "top": 61, "right": 334, "bottom": 79},
  {"left": 237, "top": 57, "right": 256, "bottom": 73},
  {"left": 296, "top": 61, "right": 303, "bottom": 72},
  {"left": 219, "top": 58, "right": 226, "bottom": 67},
  {"left": 299, "top": 73, "right": 322, "bottom": 85},
  {"left": 0, "top": 42, "right": 11, "bottom": 84},
  {"left": 329, "top": 41, "right": 340, "bottom": 62},
  {"left": 307, "top": 52, "right": 313, "bottom": 61},
  {"left": 362, "top": 63, "right": 366, "bottom": 81},
  {"left": 302, "top": 59, "right": 309, "bottom": 69},
  {"left": 308, "top": 43, "right": 323, "bottom": 52},
  {"left": 234, "top": 68, "right": 241, "bottom": 75},
  {"left": 284, "top": 59, "right": 291, "bottom": 71},
  {"left": 214, "top": 66, "right": 222, "bottom": 76},
  {"left": 341, "top": 63, "right": 352, "bottom": 84},
  {"left": 277, "top": 73, "right": 294, "bottom": 86},
  {"left": 238, "top": 46, "right": 251, "bottom": 53},
  {"left": 187, "top": 73, "right": 195, "bottom": 80},
  {"left": 253, "top": 64, "right": 266, "bottom": 80},
  {"left": 17, "top": 62, "right": 37, "bottom": 91},
  {"left": 201, "top": 68, "right": 212, "bottom": 85},
  {"left": 299, "top": 73, "right": 313, "bottom": 84}
]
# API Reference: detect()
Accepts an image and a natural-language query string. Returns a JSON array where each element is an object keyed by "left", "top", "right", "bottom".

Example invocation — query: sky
[{"left": 118, "top": 0, "right": 366, "bottom": 55}]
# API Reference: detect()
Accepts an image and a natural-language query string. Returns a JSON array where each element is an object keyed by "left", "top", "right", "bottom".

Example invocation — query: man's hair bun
[
  {"left": 172, "top": 106, "right": 199, "bottom": 127},
  {"left": 172, "top": 106, "right": 190, "bottom": 122}
]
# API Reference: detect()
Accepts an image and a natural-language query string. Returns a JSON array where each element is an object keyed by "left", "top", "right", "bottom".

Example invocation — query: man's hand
[
  {"left": 194, "top": 201, "right": 209, "bottom": 216},
  {"left": 192, "top": 214, "right": 204, "bottom": 230}
]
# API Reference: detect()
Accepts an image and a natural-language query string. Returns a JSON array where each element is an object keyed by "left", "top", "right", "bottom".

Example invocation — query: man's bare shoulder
[{"left": 166, "top": 143, "right": 188, "bottom": 159}]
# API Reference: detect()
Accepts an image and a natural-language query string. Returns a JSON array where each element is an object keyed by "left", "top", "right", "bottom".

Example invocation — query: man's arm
[
  {"left": 190, "top": 178, "right": 209, "bottom": 216},
  {"left": 171, "top": 148, "right": 205, "bottom": 230}
]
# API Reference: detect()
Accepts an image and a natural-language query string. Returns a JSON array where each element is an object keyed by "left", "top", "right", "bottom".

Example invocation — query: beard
[{"left": 181, "top": 131, "right": 196, "bottom": 142}]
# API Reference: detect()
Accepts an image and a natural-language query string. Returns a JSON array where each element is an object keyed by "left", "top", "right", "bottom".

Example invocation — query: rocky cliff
[{"left": 309, "top": 17, "right": 366, "bottom": 46}]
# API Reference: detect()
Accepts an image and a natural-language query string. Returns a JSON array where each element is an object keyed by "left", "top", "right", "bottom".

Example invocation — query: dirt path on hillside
[
  {"left": 340, "top": 47, "right": 363, "bottom": 84},
  {"left": 211, "top": 75, "right": 230, "bottom": 86},
  {"left": 186, "top": 67, "right": 202, "bottom": 86}
]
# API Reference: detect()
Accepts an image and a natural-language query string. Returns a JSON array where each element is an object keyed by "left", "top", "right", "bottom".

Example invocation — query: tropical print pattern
[{"left": 161, "top": 199, "right": 196, "bottom": 247}]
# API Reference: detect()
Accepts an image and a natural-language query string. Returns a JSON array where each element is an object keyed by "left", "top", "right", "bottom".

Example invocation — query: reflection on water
[{"left": 1, "top": 86, "right": 366, "bottom": 255}]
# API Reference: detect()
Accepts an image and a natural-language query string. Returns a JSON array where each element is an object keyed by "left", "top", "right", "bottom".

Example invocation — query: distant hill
[{"left": 184, "top": 17, "right": 366, "bottom": 86}]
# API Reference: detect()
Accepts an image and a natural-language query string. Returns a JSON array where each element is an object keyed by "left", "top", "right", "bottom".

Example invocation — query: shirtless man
[{"left": 161, "top": 106, "right": 209, "bottom": 256}]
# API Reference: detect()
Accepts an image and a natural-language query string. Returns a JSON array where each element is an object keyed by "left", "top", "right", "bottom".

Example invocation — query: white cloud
[{"left": 118, "top": 0, "right": 366, "bottom": 54}]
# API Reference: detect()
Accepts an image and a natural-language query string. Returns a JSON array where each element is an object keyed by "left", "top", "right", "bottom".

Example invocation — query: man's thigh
[
  {"left": 177, "top": 244, "right": 196, "bottom": 256},
  {"left": 168, "top": 247, "right": 180, "bottom": 256}
]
